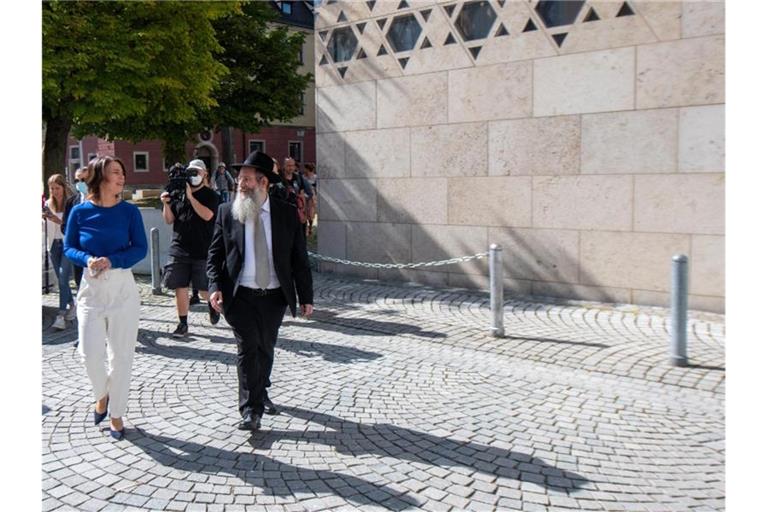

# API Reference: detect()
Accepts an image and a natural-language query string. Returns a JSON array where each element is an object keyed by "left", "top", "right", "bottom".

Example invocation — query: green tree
[
  {"left": 42, "top": 0, "right": 237, "bottom": 182},
  {"left": 208, "top": 1, "right": 313, "bottom": 164}
]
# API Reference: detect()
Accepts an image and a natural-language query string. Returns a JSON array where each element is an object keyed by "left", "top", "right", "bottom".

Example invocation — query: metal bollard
[
  {"left": 670, "top": 254, "right": 689, "bottom": 367},
  {"left": 150, "top": 228, "right": 162, "bottom": 295},
  {"left": 489, "top": 244, "right": 505, "bottom": 338}
]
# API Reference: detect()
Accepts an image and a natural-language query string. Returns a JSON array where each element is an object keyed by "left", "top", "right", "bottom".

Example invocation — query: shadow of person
[
  {"left": 277, "top": 336, "right": 383, "bottom": 363},
  {"left": 284, "top": 309, "right": 448, "bottom": 339},
  {"left": 136, "top": 328, "right": 232, "bottom": 364},
  {"left": 254, "top": 406, "right": 590, "bottom": 491},
  {"left": 128, "top": 428, "right": 420, "bottom": 511},
  {"left": 136, "top": 329, "right": 384, "bottom": 366}
]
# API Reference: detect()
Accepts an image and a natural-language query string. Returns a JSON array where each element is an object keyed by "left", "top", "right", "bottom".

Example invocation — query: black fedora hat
[{"left": 232, "top": 151, "right": 281, "bottom": 183}]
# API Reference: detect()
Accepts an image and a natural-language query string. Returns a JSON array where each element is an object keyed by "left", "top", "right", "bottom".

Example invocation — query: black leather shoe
[
  {"left": 189, "top": 294, "right": 201, "bottom": 305},
  {"left": 237, "top": 414, "right": 261, "bottom": 431},
  {"left": 94, "top": 397, "right": 109, "bottom": 426},
  {"left": 208, "top": 302, "right": 220, "bottom": 325},
  {"left": 263, "top": 396, "right": 278, "bottom": 416}
]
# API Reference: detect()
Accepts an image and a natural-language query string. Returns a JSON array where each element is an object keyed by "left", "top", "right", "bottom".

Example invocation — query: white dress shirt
[{"left": 238, "top": 197, "right": 281, "bottom": 290}]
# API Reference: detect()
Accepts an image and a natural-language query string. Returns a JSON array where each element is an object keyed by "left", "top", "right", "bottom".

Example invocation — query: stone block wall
[{"left": 314, "top": 0, "right": 725, "bottom": 312}]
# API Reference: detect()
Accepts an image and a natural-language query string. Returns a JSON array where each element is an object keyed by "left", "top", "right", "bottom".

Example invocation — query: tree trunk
[
  {"left": 220, "top": 125, "right": 235, "bottom": 166},
  {"left": 42, "top": 115, "right": 72, "bottom": 190}
]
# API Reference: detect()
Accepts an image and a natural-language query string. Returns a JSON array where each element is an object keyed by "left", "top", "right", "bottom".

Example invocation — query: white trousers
[{"left": 76, "top": 268, "right": 141, "bottom": 418}]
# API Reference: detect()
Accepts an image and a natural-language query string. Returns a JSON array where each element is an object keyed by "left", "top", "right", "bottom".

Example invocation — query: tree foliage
[
  {"left": 42, "top": 0, "right": 237, "bottom": 175},
  {"left": 208, "top": 1, "right": 313, "bottom": 133},
  {"left": 42, "top": 0, "right": 313, "bottom": 179},
  {"left": 44, "top": 1, "right": 237, "bottom": 134}
]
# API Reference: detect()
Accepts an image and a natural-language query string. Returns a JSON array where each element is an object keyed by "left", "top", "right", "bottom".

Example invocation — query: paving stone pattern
[{"left": 43, "top": 274, "right": 724, "bottom": 511}]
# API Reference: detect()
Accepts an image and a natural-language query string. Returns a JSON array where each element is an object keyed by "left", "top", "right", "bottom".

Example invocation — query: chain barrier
[{"left": 308, "top": 251, "right": 489, "bottom": 270}]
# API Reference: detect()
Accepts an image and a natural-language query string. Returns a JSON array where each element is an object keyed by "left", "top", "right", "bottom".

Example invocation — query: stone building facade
[{"left": 314, "top": 0, "right": 725, "bottom": 312}]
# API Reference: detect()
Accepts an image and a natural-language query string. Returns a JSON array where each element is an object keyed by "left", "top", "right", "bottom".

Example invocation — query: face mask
[
  {"left": 188, "top": 175, "right": 203, "bottom": 187},
  {"left": 75, "top": 182, "right": 88, "bottom": 194}
]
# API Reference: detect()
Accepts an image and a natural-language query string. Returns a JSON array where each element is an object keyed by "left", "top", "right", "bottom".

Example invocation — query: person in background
[
  {"left": 63, "top": 156, "right": 147, "bottom": 440},
  {"left": 212, "top": 162, "right": 235, "bottom": 204},
  {"left": 273, "top": 158, "right": 312, "bottom": 238},
  {"left": 302, "top": 163, "right": 317, "bottom": 236},
  {"left": 43, "top": 174, "right": 75, "bottom": 330},
  {"left": 282, "top": 157, "right": 313, "bottom": 203},
  {"left": 62, "top": 166, "right": 90, "bottom": 293},
  {"left": 160, "top": 159, "right": 220, "bottom": 337}
]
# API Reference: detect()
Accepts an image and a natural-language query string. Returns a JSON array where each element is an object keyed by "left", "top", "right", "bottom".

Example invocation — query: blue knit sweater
[{"left": 63, "top": 200, "right": 147, "bottom": 269}]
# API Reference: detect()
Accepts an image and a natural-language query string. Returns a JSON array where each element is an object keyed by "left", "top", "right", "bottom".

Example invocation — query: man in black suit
[{"left": 207, "top": 151, "right": 313, "bottom": 431}]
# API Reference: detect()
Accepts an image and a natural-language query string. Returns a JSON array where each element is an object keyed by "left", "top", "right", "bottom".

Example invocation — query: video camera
[{"left": 165, "top": 163, "right": 190, "bottom": 203}]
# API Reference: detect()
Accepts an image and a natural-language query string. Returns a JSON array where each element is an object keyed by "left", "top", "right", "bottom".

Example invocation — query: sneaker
[
  {"left": 189, "top": 294, "right": 201, "bottom": 305},
  {"left": 172, "top": 322, "right": 188, "bottom": 338},
  {"left": 52, "top": 314, "right": 66, "bottom": 330},
  {"left": 64, "top": 303, "right": 77, "bottom": 321}
]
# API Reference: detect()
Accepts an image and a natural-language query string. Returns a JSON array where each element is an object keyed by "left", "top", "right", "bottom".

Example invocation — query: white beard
[{"left": 232, "top": 188, "right": 266, "bottom": 223}]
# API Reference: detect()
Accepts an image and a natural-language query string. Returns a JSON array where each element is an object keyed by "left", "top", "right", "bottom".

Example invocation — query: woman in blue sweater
[{"left": 64, "top": 156, "right": 147, "bottom": 440}]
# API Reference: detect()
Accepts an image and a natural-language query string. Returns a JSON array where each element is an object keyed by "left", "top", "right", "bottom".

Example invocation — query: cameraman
[{"left": 160, "top": 159, "right": 220, "bottom": 337}]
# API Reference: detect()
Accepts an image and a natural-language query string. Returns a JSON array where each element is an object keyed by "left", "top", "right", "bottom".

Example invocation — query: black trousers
[{"left": 224, "top": 288, "right": 287, "bottom": 418}]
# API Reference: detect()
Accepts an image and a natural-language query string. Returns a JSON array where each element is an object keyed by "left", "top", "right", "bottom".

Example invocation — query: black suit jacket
[{"left": 206, "top": 198, "right": 313, "bottom": 317}]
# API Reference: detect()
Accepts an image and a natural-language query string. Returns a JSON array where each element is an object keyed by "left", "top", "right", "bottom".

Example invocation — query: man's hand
[
  {"left": 300, "top": 304, "right": 313, "bottom": 319},
  {"left": 160, "top": 191, "right": 171, "bottom": 204},
  {"left": 210, "top": 291, "right": 224, "bottom": 313}
]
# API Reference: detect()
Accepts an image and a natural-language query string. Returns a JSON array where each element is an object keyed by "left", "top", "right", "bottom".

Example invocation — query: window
[
  {"left": 299, "top": 93, "right": 305, "bottom": 115},
  {"left": 386, "top": 14, "right": 422, "bottom": 52},
  {"left": 69, "top": 146, "right": 80, "bottom": 160},
  {"left": 87, "top": 153, "right": 97, "bottom": 164},
  {"left": 534, "top": 0, "right": 584, "bottom": 28},
  {"left": 289, "top": 141, "right": 303, "bottom": 163},
  {"left": 298, "top": 46, "right": 304, "bottom": 65},
  {"left": 455, "top": 0, "right": 497, "bottom": 41},
  {"left": 249, "top": 140, "right": 265, "bottom": 154},
  {"left": 133, "top": 151, "right": 149, "bottom": 173},
  {"left": 327, "top": 27, "right": 358, "bottom": 63},
  {"left": 280, "top": 1, "right": 292, "bottom": 15}
]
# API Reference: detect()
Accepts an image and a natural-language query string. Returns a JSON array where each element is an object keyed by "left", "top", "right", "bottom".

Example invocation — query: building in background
[
  {"left": 314, "top": 0, "right": 725, "bottom": 312},
  {"left": 65, "top": 0, "right": 317, "bottom": 186}
]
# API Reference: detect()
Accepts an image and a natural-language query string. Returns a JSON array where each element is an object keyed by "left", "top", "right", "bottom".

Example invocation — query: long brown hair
[
  {"left": 86, "top": 156, "right": 126, "bottom": 202},
  {"left": 46, "top": 174, "right": 69, "bottom": 213}
]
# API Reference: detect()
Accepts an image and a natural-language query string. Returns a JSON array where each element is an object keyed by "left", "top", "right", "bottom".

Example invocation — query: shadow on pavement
[
  {"left": 129, "top": 429, "right": 420, "bottom": 511},
  {"left": 278, "top": 337, "right": 382, "bottom": 364},
  {"left": 136, "top": 328, "right": 383, "bottom": 366},
  {"left": 250, "top": 406, "right": 591, "bottom": 492},
  {"left": 286, "top": 309, "right": 447, "bottom": 339},
  {"left": 684, "top": 363, "right": 725, "bottom": 372},
  {"left": 503, "top": 335, "right": 609, "bottom": 349},
  {"left": 42, "top": 305, "right": 78, "bottom": 346}
]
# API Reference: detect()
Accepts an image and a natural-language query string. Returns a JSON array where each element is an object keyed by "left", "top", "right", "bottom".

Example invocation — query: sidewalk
[{"left": 42, "top": 274, "right": 724, "bottom": 511}]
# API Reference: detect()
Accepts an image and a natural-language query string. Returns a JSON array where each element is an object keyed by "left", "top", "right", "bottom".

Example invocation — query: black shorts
[{"left": 163, "top": 256, "right": 208, "bottom": 291}]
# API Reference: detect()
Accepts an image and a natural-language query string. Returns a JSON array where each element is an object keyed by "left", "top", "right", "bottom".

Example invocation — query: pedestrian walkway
[{"left": 42, "top": 274, "right": 724, "bottom": 511}]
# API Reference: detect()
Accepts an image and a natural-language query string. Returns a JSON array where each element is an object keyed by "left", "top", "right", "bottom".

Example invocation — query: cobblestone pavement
[{"left": 42, "top": 274, "right": 724, "bottom": 511}]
